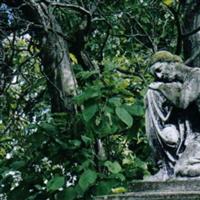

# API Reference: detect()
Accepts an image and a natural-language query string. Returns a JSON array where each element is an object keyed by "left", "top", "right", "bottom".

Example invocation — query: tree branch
[
  {"left": 43, "top": 0, "right": 91, "bottom": 17},
  {"left": 126, "top": 13, "right": 156, "bottom": 52},
  {"left": 184, "top": 46, "right": 200, "bottom": 65},
  {"left": 116, "top": 68, "right": 147, "bottom": 84},
  {"left": 182, "top": 26, "right": 200, "bottom": 38},
  {"left": 98, "top": 27, "right": 110, "bottom": 62},
  {"left": 165, "top": 6, "right": 182, "bottom": 55}
]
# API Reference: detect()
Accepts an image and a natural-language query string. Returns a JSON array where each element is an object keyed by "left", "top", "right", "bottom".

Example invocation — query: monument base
[{"left": 95, "top": 179, "right": 200, "bottom": 200}]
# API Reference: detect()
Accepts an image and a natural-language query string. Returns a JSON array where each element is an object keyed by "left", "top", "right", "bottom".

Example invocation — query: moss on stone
[{"left": 150, "top": 51, "right": 183, "bottom": 65}]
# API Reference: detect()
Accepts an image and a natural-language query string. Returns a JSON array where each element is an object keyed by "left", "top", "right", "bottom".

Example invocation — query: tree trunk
[
  {"left": 39, "top": 14, "right": 77, "bottom": 113},
  {"left": 182, "top": 1, "right": 200, "bottom": 67},
  {"left": 4, "top": 1, "right": 77, "bottom": 112}
]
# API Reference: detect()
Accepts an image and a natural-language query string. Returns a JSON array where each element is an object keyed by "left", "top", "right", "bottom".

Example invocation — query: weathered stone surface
[
  {"left": 146, "top": 53, "right": 200, "bottom": 179},
  {"left": 129, "top": 179, "right": 200, "bottom": 192},
  {"left": 95, "top": 191, "right": 200, "bottom": 200},
  {"left": 95, "top": 179, "right": 200, "bottom": 200}
]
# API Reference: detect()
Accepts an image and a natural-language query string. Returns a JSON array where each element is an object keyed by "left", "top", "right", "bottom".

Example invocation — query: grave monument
[{"left": 96, "top": 51, "right": 200, "bottom": 199}]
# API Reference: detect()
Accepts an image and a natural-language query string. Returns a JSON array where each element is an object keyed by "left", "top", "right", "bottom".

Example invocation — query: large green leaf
[
  {"left": 78, "top": 169, "right": 97, "bottom": 191},
  {"left": 115, "top": 107, "right": 133, "bottom": 127},
  {"left": 73, "top": 87, "right": 101, "bottom": 104},
  {"left": 108, "top": 97, "right": 122, "bottom": 106},
  {"left": 97, "top": 120, "right": 118, "bottom": 137},
  {"left": 104, "top": 161, "right": 122, "bottom": 174},
  {"left": 82, "top": 104, "right": 98, "bottom": 121},
  {"left": 47, "top": 176, "right": 65, "bottom": 192},
  {"left": 125, "top": 102, "right": 144, "bottom": 117}
]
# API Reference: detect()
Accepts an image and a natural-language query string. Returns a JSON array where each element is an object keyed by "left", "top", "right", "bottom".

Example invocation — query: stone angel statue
[{"left": 146, "top": 51, "right": 200, "bottom": 180}]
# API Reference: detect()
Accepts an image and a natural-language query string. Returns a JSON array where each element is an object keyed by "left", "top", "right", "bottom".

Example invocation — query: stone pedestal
[{"left": 95, "top": 179, "right": 200, "bottom": 200}]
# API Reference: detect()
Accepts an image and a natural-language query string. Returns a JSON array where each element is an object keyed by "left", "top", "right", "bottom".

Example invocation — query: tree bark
[
  {"left": 39, "top": 12, "right": 77, "bottom": 113},
  {"left": 4, "top": 0, "right": 77, "bottom": 112}
]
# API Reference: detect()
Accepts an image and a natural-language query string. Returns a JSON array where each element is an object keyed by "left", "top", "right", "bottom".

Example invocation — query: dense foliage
[{"left": 0, "top": 0, "right": 193, "bottom": 199}]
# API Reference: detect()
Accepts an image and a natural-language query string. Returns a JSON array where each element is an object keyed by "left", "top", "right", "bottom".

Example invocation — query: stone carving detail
[{"left": 146, "top": 51, "right": 200, "bottom": 180}]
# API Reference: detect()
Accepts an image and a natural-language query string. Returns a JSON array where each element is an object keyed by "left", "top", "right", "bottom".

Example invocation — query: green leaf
[
  {"left": 39, "top": 122, "right": 58, "bottom": 135},
  {"left": 10, "top": 160, "right": 26, "bottom": 170},
  {"left": 111, "top": 187, "right": 127, "bottom": 194},
  {"left": 0, "top": 136, "right": 12, "bottom": 143},
  {"left": 77, "top": 70, "right": 98, "bottom": 80},
  {"left": 125, "top": 102, "right": 144, "bottom": 117},
  {"left": 104, "top": 161, "right": 122, "bottom": 174},
  {"left": 110, "top": 173, "right": 126, "bottom": 181},
  {"left": 47, "top": 176, "right": 64, "bottom": 192},
  {"left": 55, "top": 138, "right": 68, "bottom": 149},
  {"left": 68, "top": 139, "right": 81, "bottom": 149},
  {"left": 115, "top": 107, "right": 133, "bottom": 127},
  {"left": 81, "top": 135, "right": 92, "bottom": 145},
  {"left": 95, "top": 180, "right": 118, "bottom": 195},
  {"left": 103, "top": 59, "right": 116, "bottom": 71},
  {"left": 7, "top": 185, "right": 30, "bottom": 200},
  {"left": 79, "top": 160, "right": 93, "bottom": 171},
  {"left": 56, "top": 187, "right": 76, "bottom": 200},
  {"left": 162, "top": 0, "right": 173, "bottom": 6},
  {"left": 82, "top": 104, "right": 98, "bottom": 121},
  {"left": 97, "top": 120, "right": 118, "bottom": 137},
  {"left": 78, "top": 169, "right": 97, "bottom": 191},
  {"left": 73, "top": 87, "right": 101, "bottom": 104},
  {"left": 108, "top": 97, "right": 122, "bottom": 106}
]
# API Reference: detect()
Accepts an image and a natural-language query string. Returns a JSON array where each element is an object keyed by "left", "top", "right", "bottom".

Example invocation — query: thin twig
[
  {"left": 128, "top": 14, "right": 156, "bottom": 52},
  {"left": 44, "top": 0, "right": 91, "bottom": 17},
  {"left": 98, "top": 27, "right": 110, "bottom": 62}
]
